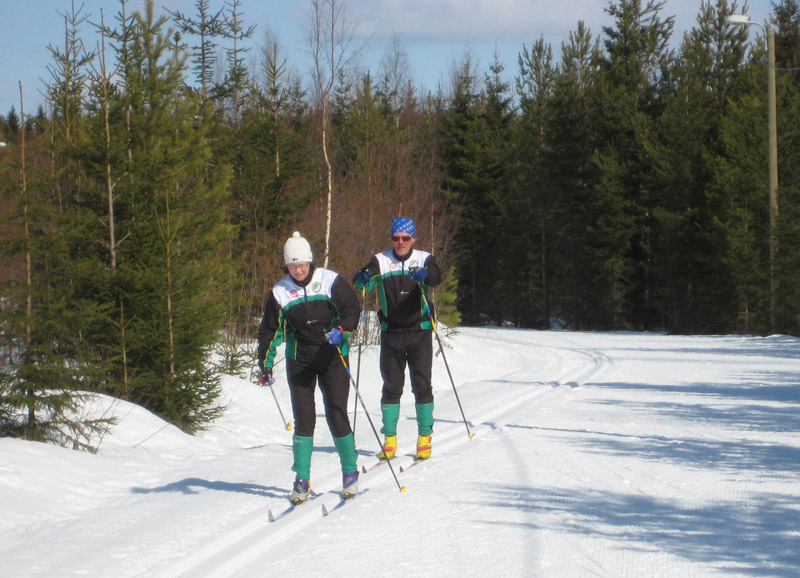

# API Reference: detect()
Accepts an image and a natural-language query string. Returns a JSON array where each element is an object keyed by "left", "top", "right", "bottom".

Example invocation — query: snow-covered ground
[{"left": 2, "top": 328, "right": 799, "bottom": 577}]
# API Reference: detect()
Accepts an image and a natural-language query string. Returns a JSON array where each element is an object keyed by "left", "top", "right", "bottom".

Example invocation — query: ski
[
  {"left": 362, "top": 452, "right": 414, "bottom": 474},
  {"left": 364, "top": 454, "right": 427, "bottom": 474},
  {"left": 399, "top": 457, "right": 429, "bottom": 473},
  {"left": 267, "top": 492, "right": 320, "bottom": 522},
  {"left": 361, "top": 459, "right": 387, "bottom": 474},
  {"left": 321, "top": 488, "right": 370, "bottom": 516}
]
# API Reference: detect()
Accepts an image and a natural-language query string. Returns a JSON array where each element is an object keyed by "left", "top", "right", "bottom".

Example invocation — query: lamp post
[{"left": 726, "top": 14, "right": 778, "bottom": 332}]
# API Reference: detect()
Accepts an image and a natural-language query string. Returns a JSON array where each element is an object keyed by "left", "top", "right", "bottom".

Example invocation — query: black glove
[{"left": 259, "top": 367, "right": 275, "bottom": 386}]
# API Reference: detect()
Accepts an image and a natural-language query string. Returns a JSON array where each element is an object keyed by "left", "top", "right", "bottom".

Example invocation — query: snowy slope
[{"left": 2, "top": 328, "right": 799, "bottom": 577}]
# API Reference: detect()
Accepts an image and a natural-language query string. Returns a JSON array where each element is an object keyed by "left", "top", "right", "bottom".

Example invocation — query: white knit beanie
[{"left": 283, "top": 231, "right": 313, "bottom": 265}]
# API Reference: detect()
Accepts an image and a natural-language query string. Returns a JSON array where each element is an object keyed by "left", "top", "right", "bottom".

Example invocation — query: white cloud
[{"left": 352, "top": 0, "right": 608, "bottom": 43}]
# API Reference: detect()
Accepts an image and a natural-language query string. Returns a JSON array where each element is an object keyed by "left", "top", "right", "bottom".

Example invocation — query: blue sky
[{"left": 0, "top": 0, "right": 774, "bottom": 116}]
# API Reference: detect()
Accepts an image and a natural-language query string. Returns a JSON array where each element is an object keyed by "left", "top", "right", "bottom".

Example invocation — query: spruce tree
[
  {"left": 648, "top": 0, "right": 748, "bottom": 333},
  {"left": 333, "top": 72, "right": 395, "bottom": 261},
  {"left": 441, "top": 52, "right": 511, "bottom": 325},
  {"left": 114, "top": 0, "right": 235, "bottom": 432},
  {"left": 217, "top": 32, "right": 313, "bottom": 375},
  {"left": 513, "top": 38, "right": 556, "bottom": 327},
  {"left": 592, "top": 0, "right": 675, "bottom": 329},
  {"left": 546, "top": 22, "right": 602, "bottom": 329},
  {"left": 769, "top": 0, "right": 800, "bottom": 333},
  {"left": 0, "top": 1, "right": 122, "bottom": 448},
  {"left": 712, "top": 1, "right": 790, "bottom": 335},
  {"left": 167, "top": 0, "right": 223, "bottom": 105},
  {"left": 479, "top": 54, "right": 515, "bottom": 325},
  {"left": 0, "top": 89, "right": 112, "bottom": 448},
  {"left": 217, "top": 0, "right": 256, "bottom": 128}
]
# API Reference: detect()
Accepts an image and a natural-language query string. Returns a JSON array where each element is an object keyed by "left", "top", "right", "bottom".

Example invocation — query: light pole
[{"left": 726, "top": 14, "right": 778, "bottom": 332}]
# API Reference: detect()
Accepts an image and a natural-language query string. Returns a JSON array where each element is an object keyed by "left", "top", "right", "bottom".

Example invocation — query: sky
[
  {"left": 0, "top": 0, "right": 776, "bottom": 117},
  {"left": 1, "top": 326, "right": 799, "bottom": 577}
]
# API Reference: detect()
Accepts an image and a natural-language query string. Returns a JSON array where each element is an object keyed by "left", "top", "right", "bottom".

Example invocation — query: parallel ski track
[
  {"left": 483, "top": 331, "right": 683, "bottom": 493},
  {"left": 155, "top": 331, "right": 613, "bottom": 578},
  {"left": 478, "top": 330, "right": 614, "bottom": 389}
]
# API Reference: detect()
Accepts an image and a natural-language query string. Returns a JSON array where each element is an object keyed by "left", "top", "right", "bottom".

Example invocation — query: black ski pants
[
  {"left": 287, "top": 344, "right": 352, "bottom": 438},
  {"left": 379, "top": 329, "right": 434, "bottom": 405}
]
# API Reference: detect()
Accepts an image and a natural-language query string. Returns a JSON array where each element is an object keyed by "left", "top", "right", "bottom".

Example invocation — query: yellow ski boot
[
  {"left": 379, "top": 435, "right": 397, "bottom": 460},
  {"left": 416, "top": 435, "right": 432, "bottom": 460}
]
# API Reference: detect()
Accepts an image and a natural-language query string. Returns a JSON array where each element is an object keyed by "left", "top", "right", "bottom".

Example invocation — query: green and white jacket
[
  {"left": 258, "top": 265, "right": 360, "bottom": 369},
  {"left": 355, "top": 249, "right": 441, "bottom": 332}
]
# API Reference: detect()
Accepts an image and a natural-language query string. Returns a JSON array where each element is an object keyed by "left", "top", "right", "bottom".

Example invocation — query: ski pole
[
  {"left": 420, "top": 290, "right": 475, "bottom": 439},
  {"left": 267, "top": 380, "right": 292, "bottom": 431},
  {"left": 337, "top": 348, "right": 406, "bottom": 493},
  {"left": 353, "top": 287, "right": 367, "bottom": 431},
  {"left": 256, "top": 363, "right": 292, "bottom": 431}
]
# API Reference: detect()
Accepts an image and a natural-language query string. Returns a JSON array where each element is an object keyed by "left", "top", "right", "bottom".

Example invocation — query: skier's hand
[
  {"left": 353, "top": 267, "right": 371, "bottom": 286},
  {"left": 325, "top": 326, "right": 343, "bottom": 346},
  {"left": 259, "top": 368, "right": 275, "bottom": 386},
  {"left": 409, "top": 266, "right": 428, "bottom": 283}
]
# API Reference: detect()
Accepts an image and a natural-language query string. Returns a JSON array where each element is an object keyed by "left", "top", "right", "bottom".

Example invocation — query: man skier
[{"left": 353, "top": 217, "right": 442, "bottom": 461}]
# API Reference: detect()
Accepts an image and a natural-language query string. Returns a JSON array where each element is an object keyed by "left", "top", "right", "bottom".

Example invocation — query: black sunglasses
[{"left": 392, "top": 235, "right": 413, "bottom": 242}]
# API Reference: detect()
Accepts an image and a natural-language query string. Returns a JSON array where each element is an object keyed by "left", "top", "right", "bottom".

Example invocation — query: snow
[{"left": 2, "top": 328, "right": 800, "bottom": 577}]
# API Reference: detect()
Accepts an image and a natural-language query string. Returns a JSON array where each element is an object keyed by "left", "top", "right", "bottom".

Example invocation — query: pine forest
[{"left": 2, "top": 0, "right": 800, "bottom": 443}]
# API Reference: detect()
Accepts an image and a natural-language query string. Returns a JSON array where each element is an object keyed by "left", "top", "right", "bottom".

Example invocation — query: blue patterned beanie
[{"left": 391, "top": 217, "right": 416, "bottom": 237}]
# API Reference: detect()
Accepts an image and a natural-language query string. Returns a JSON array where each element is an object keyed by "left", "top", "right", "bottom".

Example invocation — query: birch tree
[{"left": 306, "top": 0, "right": 362, "bottom": 266}]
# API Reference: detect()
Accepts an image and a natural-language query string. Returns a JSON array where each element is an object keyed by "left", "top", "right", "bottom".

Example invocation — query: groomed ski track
[
  {"left": 12, "top": 328, "right": 795, "bottom": 578},
  {"left": 152, "top": 328, "right": 800, "bottom": 578},
  {"left": 155, "top": 329, "right": 616, "bottom": 578}
]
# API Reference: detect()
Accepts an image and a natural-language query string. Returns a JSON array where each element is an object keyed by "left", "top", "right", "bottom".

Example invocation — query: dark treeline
[{"left": 2, "top": 0, "right": 800, "bottom": 442}]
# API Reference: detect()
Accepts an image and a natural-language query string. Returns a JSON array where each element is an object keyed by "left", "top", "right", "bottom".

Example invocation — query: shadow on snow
[
  {"left": 482, "top": 483, "right": 800, "bottom": 577},
  {"left": 131, "top": 478, "right": 283, "bottom": 498}
]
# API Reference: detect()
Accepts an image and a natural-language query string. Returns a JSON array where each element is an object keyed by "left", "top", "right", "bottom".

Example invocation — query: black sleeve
[
  {"left": 331, "top": 274, "right": 361, "bottom": 333},
  {"left": 423, "top": 254, "right": 443, "bottom": 288},
  {"left": 257, "top": 292, "right": 282, "bottom": 369}
]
